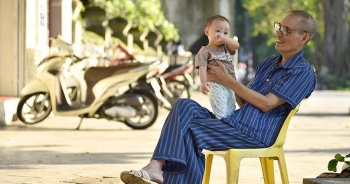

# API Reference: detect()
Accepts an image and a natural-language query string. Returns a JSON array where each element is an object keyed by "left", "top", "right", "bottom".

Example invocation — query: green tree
[
  {"left": 80, "top": 0, "right": 179, "bottom": 42},
  {"left": 321, "top": 0, "right": 350, "bottom": 89},
  {"left": 241, "top": 0, "right": 320, "bottom": 62}
]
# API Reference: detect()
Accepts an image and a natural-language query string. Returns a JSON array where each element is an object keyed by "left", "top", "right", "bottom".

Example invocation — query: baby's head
[
  {"left": 205, "top": 15, "right": 230, "bottom": 45},
  {"left": 206, "top": 15, "right": 230, "bottom": 27}
]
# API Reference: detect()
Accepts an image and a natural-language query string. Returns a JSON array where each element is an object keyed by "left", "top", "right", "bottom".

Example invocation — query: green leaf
[
  {"left": 334, "top": 153, "right": 345, "bottom": 162},
  {"left": 328, "top": 159, "right": 338, "bottom": 172},
  {"left": 345, "top": 161, "right": 350, "bottom": 170}
]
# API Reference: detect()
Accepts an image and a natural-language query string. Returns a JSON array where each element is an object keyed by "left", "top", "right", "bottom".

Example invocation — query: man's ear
[{"left": 302, "top": 33, "right": 311, "bottom": 44}]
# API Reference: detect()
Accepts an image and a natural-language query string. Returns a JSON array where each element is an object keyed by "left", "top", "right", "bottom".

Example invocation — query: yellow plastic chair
[{"left": 202, "top": 105, "right": 300, "bottom": 184}]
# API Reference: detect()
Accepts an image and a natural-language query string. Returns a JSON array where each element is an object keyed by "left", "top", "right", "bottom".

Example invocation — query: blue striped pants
[{"left": 152, "top": 98, "right": 268, "bottom": 184}]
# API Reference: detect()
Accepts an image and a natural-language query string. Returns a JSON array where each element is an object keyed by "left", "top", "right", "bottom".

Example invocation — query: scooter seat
[
  {"left": 84, "top": 62, "right": 146, "bottom": 105},
  {"left": 84, "top": 62, "right": 145, "bottom": 82},
  {"left": 163, "top": 64, "right": 182, "bottom": 73}
]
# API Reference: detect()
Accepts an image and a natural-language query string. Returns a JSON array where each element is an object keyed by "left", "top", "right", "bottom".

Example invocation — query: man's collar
[{"left": 278, "top": 50, "right": 303, "bottom": 68}]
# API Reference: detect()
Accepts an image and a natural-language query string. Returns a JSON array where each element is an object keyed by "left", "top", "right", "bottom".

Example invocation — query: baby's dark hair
[{"left": 206, "top": 15, "right": 230, "bottom": 27}]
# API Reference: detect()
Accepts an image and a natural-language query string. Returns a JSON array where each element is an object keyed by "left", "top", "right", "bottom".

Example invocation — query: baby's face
[{"left": 206, "top": 19, "right": 230, "bottom": 45}]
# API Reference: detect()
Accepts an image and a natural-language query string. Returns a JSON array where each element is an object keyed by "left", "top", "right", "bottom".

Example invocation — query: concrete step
[{"left": 0, "top": 96, "right": 19, "bottom": 127}]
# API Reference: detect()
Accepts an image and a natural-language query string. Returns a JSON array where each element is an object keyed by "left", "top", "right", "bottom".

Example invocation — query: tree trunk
[{"left": 323, "top": 0, "right": 349, "bottom": 76}]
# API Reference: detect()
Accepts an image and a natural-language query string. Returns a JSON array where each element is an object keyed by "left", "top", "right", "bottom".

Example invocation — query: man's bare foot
[{"left": 142, "top": 160, "right": 164, "bottom": 184}]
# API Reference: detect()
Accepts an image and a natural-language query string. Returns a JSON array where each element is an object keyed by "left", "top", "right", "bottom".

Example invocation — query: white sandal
[{"left": 120, "top": 169, "right": 158, "bottom": 184}]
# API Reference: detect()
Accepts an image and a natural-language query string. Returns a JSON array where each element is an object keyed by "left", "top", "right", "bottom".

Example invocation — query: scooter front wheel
[
  {"left": 17, "top": 92, "right": 52, "bottom": 125},
  {"left": 124, "top": 90, "right": 158, "bottom": 130}
]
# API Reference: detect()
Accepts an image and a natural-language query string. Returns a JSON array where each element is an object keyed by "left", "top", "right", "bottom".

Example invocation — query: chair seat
[
  {"left": 205, "top": 146, "right": 284, "bottom": 158},
  {"left": 202, "top": 105, "right": 300, "bottom": 184}
]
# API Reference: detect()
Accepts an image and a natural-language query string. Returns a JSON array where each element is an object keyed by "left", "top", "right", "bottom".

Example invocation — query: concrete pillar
[
  {"left": 217, "top": 0, "right": 235, "bottom": 36},
  {"left": 160, "top": 0, "right": 215, "bottom": 50},
  {"left": 160, "top": 0, "right": 236, "bottom": 49}
]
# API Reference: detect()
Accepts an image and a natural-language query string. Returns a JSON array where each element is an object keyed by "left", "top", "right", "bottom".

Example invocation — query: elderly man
[{"left": 120, "top": 9, "right": 317, "bottom": 184}]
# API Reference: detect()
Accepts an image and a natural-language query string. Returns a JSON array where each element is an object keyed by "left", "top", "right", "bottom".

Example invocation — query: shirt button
[{"left": 266, "top": 79, "right": 269, "bottom": 82}]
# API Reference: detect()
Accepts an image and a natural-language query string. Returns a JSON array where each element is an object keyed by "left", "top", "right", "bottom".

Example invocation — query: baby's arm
[
  {"left": 225, "top": 36, "right": 240, "bottom": 53},
  {"left": 198, "top": 66, "right": 209, "bottom": 94},
  {"left": 215, "top": 33, "right": 240, "bottom": 53}
]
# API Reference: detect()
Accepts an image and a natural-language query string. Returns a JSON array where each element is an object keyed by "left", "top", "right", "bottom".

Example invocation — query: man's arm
[
  {"left": 229, "top": 65, "right": 244, "bottom": 108},
  {"left": 235, "top": 79, "right": 254, "bottom": 107},
  {"left": 207, "top": 61, "right": 285, "bottom": 112}
]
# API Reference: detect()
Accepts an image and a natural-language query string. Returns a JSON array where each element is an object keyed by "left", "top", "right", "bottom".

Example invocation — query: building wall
[
  {"left": 0, "top": 0, "right": 75, "bottom": 97},
  {"left": 0, "top": 0, "right": 17, "bottom": 96},
  {"left": 24, "top": 0, "right": 50, "bottom": 88},
  {"left": 0, "top": 0, "right": 50, "bottom": 96}
]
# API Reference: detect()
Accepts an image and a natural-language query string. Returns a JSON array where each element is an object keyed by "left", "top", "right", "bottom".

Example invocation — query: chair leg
[
  {"left": 260, "top": 157, "right": 275, "bottom": 184},
  {"left": 276, "top": 152, "right": 289, "bottom": 184},
  {"left": 202, "top": 153, "right": 214, "bottom": 184},
  {"left": 225, "top": 151, "right": 242, "bottom": 184}
]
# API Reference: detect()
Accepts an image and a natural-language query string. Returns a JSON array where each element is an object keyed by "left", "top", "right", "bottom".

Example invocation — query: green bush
[
  {"left": 328, "top": 153, "right": 350, "bottom": 172},
  {"left": 323, "top": 72, "right": 350, "bottom": 90}
]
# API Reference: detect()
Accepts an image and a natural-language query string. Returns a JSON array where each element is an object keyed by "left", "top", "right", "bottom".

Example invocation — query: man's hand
[{"left": 207, "top": 60, "right": 235, "bottom": 85}]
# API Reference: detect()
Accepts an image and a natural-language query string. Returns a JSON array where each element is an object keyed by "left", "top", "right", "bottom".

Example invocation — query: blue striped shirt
[{"left": 223, "top": 50, "right": 316, "bottom": 145}]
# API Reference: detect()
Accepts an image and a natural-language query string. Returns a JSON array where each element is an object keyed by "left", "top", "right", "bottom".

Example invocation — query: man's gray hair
[{"left": 286, "top": 10, "right": 317, "bottom": 39}]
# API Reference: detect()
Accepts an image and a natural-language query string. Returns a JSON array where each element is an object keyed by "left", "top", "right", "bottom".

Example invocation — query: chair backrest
[{"left": 272, "top": 104, "right": 300, "bottom": 148}]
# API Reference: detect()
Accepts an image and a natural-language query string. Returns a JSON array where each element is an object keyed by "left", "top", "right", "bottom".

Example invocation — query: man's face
[{"left": 275, "top": 14, "right": 308, "bottom": 56}]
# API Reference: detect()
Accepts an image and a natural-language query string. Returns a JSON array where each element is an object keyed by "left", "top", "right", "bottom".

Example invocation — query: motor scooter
[
  {"left": 139, "top": 60, "right": 192, "bottom": 110},
  {"left": 16, "top": 36, "right": 160, "bottom": 130},
  {"left": 161, "top": 60, "right": 194, "bottom": 99},
  {"left": 108, "top": 44, "right": 193, "bottom": 110}
]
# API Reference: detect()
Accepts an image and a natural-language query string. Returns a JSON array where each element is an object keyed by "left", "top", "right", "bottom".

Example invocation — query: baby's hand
[
  {"left": 214, "top": 33, "right": 220, "bottom": 40},
  {"left": 201, "top": 83, "right": 209, "bottom": 94},
  {"left": 215, "top": 33, "right": 225, "bottom": 44}
]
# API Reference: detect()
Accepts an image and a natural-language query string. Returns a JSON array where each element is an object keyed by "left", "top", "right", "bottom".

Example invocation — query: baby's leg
[
  {"left": 225, "top": 85, "right": 236, "bottom": 115},
  {"left": 208, "top": 82, "right": 232, "bottom": 119}
]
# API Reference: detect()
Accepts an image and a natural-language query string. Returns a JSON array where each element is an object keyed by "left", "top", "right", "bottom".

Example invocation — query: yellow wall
[{"left": 0, "top": 0, "right": 16, "bottom": 96}]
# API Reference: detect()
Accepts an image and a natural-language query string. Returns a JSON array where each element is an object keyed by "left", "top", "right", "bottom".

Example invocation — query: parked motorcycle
[
  {"left": 16, "top": 36, "right": 160, "bottom": 130},
  {"left": 161, "top": 60, "right": 194, "bottom": 98},
  {"left": 108, "top": 44, "right": 193, "bottom": 110},
  {"left": 146, "top": 60, "right": 192, "bottom": 109}
]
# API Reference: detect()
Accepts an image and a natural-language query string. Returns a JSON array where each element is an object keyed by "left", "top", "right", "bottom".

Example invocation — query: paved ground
[{"left": 0, "top": 90, "right": 350, "bottom": 184}]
